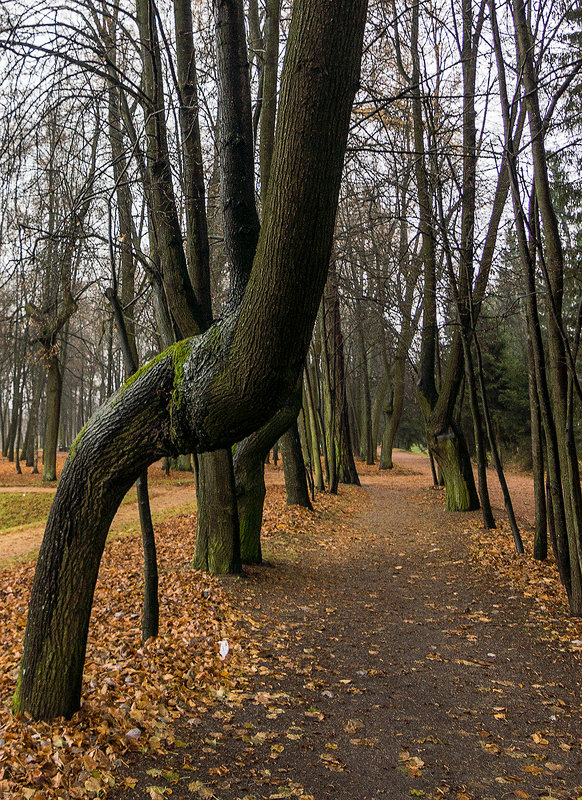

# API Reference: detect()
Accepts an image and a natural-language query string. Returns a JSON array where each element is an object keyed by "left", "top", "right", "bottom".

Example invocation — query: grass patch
[{"left": 0, "top": 493, "right": 55, "bottom": 533}]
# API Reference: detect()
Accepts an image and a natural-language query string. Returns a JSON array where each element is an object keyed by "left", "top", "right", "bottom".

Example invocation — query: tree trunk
[
  {"left": 528, "top": 329, "right": 547, "bottom": 560},
  {"left": 491, "top": 0, "right": 581, "bottom": 607},
  {"left": 380, "top": 358, "right": 405, "bottom": 470},
  {"left": 235, "top": 455, "right": 265, "bottom": 564},
  {"left": 42, "top": 355, "right": 62, "bottom": 482},
  {"left": 461, "top": 336, "right": 495, "bottom": 528},
  {"left": 280, "top": 421, "right": 312, "bottom": 508},
  {"left": 259, "top": 0, "right": 280, "bottom": 205},
  {"left": 15, "top": 0, "right": 368, "bottom": 720},
  {"left": 513, "top": 0, "right": 582, "bottom": 606},
  {"left": 23, "top": 370, "right": 45, "bottom": 467},
  {"left": 355, "top": 312, "right": 374, "bottom": 464},
  {"left": 303, "top": 372, "right": 324, "bottom": 491},
  {"left": 194, "top": 449, "right": 241, "bottom": 574},
  {"left": 234, "top": 391, "right": 302, "bottom": 563},
  {"left": 137, "top": 470, "right": 159, "bottom": 641}
]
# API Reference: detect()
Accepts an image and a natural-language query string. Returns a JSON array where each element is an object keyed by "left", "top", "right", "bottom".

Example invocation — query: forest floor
[{"left": 0, "top": 453, "right": 581, "bottom": 800}]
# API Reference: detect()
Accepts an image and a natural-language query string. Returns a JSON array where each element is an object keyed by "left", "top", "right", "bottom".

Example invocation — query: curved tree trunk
[
  {"left": 428, "top": 417, "right": 479, "bottom": 512},
  {"left": 15, "top": 0, "right": 368, "bottom": 721}
]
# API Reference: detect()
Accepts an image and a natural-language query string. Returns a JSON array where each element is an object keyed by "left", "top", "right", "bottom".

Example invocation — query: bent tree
[{"left": 14, "top": 0, "right": 369, "bottom": 721}]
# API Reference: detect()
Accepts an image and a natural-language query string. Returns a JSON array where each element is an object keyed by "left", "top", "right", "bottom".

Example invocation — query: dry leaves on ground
[
  {"left": 0, "top": 482, "right": 359, "bottom": 800},
  {"left": 0, "top": 513, "right": 244, "bottom": 799},
  {"left": 468, "top": 518, "right": 582, "bottom": 647}
]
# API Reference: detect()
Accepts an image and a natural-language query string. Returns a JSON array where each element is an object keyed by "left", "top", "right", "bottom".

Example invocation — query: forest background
[{"left": 0, "top": 0, "right": 582, "bottom": 719}]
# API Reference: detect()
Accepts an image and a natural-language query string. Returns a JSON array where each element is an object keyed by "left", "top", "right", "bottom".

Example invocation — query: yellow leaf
[{"left": 523, "top": 765, "right": 543, "bottom": 776}]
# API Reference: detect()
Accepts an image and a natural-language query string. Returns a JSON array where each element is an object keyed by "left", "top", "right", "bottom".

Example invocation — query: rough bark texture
[
  {"left": 15, "top": 0, "right": 368, "bottom": 720},
  {"left": 194, "top": 448, "right": 241, "bottom": 574},
  {"left": 280, "top": 421, "right": 312, "bottom": 508},
  {"left": 214, "top": 0, "right": 260, "bottom": 302},
  {"left": 234, "top": 391, "right": 302, "bottom": 563},
  {"left": 42, "top": 357, "right": 62, "bottom": 483}
]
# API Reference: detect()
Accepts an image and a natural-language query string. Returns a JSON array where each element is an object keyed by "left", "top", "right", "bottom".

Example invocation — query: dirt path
[
  {"left": 118, "top": 455, "right": 581, "bottom": 800},
  {"left": 0, "top": 481, "right": 197, "bottom": 564}
]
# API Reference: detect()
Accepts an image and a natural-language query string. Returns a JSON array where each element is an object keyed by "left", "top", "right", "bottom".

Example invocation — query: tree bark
[
  {"left": 42, "top": 356, "right": 62, "bottom": 482},
  {"left": 260, "top": 0, "right": 280, "bottom": 206},
  {"left": 194, "top": 448, "right": 241, "bottom": 574},
  {"left": 234, "top": 390, "right": 302, "bottom": 563},
  {"left": 280, "top": 421, "right": 312, "bottom": 508},
  {"left": 214, "top": 0, "right": 260, "bottom": 303}
]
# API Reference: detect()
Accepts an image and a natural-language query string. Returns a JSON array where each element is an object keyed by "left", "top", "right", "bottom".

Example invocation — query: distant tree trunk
[
  {"left": 528, "top": 328, "right": 547, "bottom": 560},
  {"left": 304, "top": 370, "right": 324, "bottom": 491},
  {"left": 42, "top": 355, "right": 62, "bottom": 482},
  {"left": 355, "top": 311, "right": 374, "bottom": 464},
  {"left": 319, "top": 303, "right": 336, "bottom": 491},
  {"left": 15, "top": 411, "right": 22, "bottom": 475},
  {"left": 411, "top": 0, "right": 483, "bottom": 511},
  {"left": 23, "top": 370, "right": 45, "bottom": 467},
  {"left": 6, "top": 330, "right": 25, "bottom": 462},
  {"left": 512, "top": 0, "right": 582, "bottom": 607},
  {"left": 0, "top": 394, "right": 6, "bottom": 457},
  {"left": 380, "top": 357, "right": 405, "bottom": 470},
  {"left": 323, "top": 266, "right": 360, "bottom": 492},
  {"left": 491, "top": 0, "right": 580, "bottom": 608}
]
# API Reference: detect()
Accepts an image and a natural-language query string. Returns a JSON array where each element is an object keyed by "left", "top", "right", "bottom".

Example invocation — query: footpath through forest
[
  {"left": 1, "top": 454, "right": 581, "bottom": 799},
  {"left": 119, "top": 454, "right": 582, "bottom": 800}
]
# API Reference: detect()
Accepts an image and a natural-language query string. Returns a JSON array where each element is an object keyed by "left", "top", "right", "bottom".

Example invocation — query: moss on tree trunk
[{"left": 430, "top": 422, "right": 479, "bottom": 512}]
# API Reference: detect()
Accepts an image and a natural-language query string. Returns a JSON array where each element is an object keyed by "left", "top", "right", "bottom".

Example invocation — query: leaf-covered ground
[{"left": 1, "top": 454, "right": 581, "bottom": 800}]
